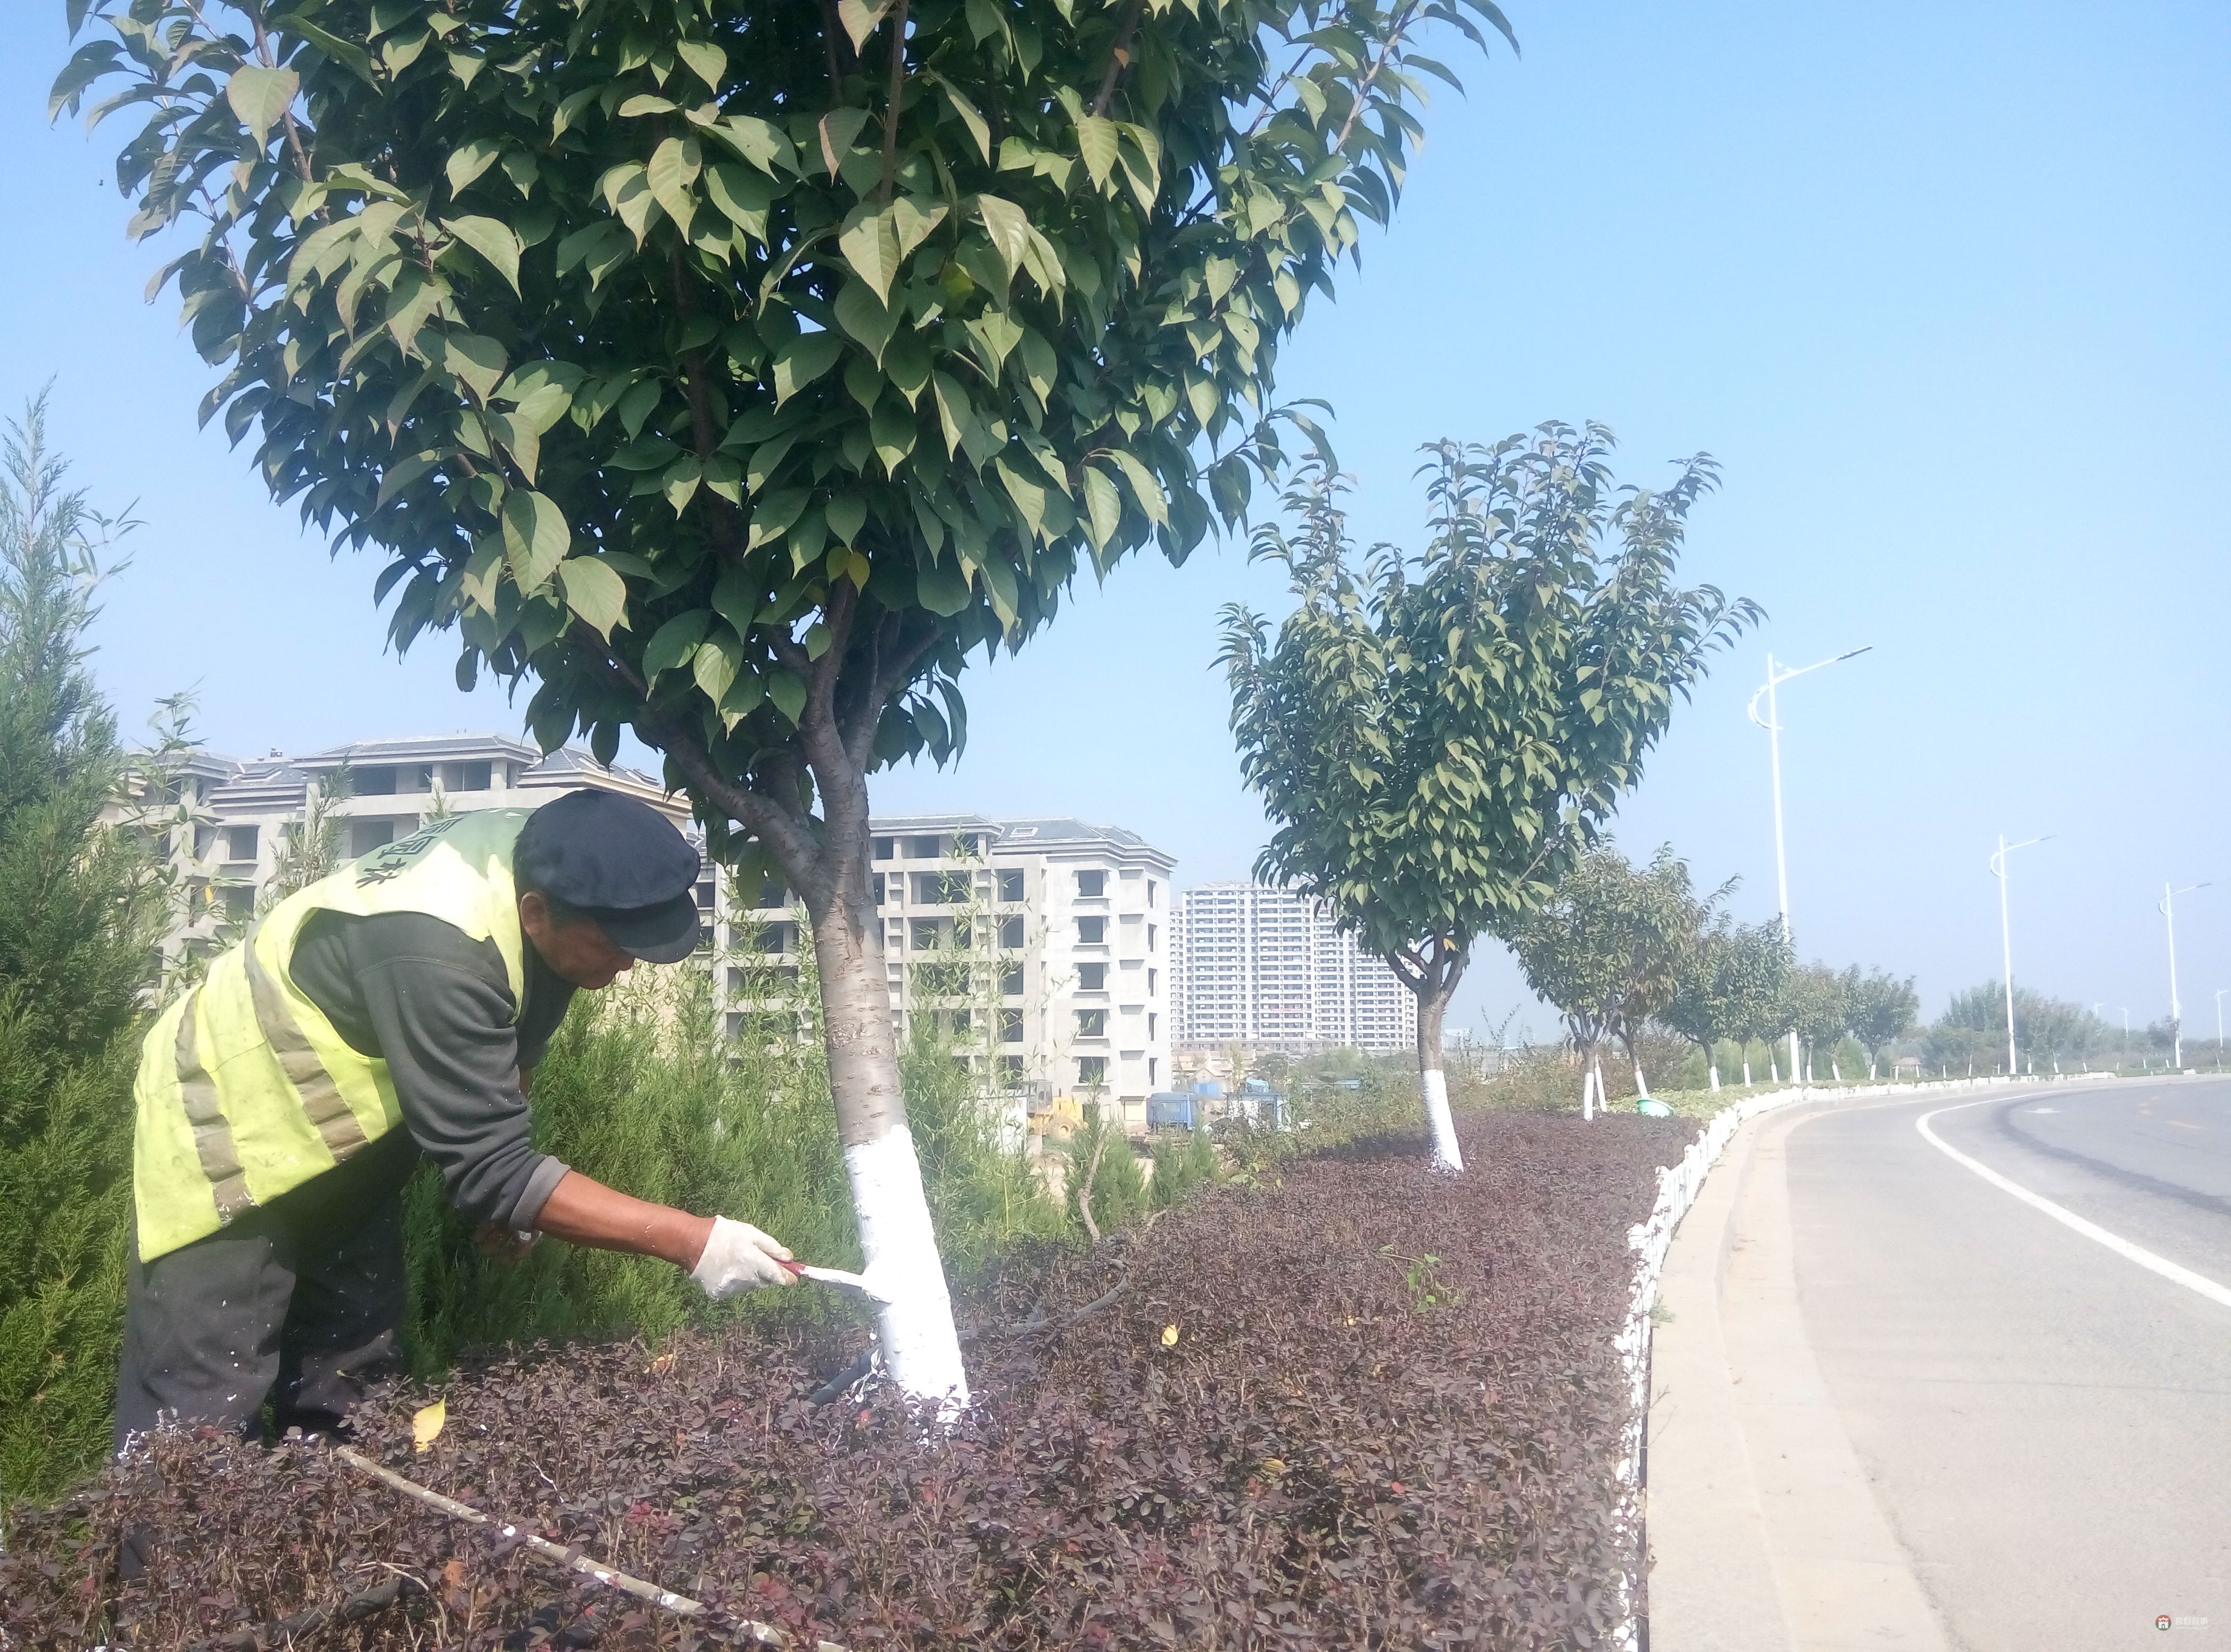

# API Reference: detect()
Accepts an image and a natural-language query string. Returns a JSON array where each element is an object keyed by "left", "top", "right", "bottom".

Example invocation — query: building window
[
  {"left": 998, "top": 1055, "right": 1025, "bottom": 1084},
  {"left": 874, "top": 836, "right": 895, "bottom": 861},
  {"left": 999, "top": 1007, "right": 1023, "bottom": 1043},
  {"left": 1077, "top": 962, "right": 1107, "bottom": 992},
  {"left": 1147, "top": 923, "right": 1157, "bottom": 952},
  {"left": 1148, "top": 1012, "right": 1158, "bottom": 1039},
  {"left": 1077, "top": 1056, "right": 1108, "bottom": 1086},
  {"left": 911, "top": 919, "right": 943, "bottom": 951},
  {"left": 911, "top": 870, "right": 970, "bottom": 905},
  {"left": 1076, "top": 1009, "right": 1107, "bottom": 1037},
  {"left": 694, "top": 878, "right": 716, "bottom": 911},
  {"left": 755, "top": 878, "right": 788, "bottom": 910},
  {"left": 225, "top": 825, "right": 259, "bottom": 861},
  {"left": 1000, "top": 962, "right": 1023, "bottom": 996},
  {"left": 221, "top": 885, "right": 254, "bottom": 923},
  {"left": 1148, "top": 968, "right": 1158, "bottom": 995},
  {"left": 456, "top": 759, "right": 492, "bottom": 791},
  {"left": 1148, "top": 1057, "right": 1158, "bottom": 1085},
  {"left": 1077, "top": 916, "right": 1105, "bottom": 945},
  {"left": 192, "top": 823, "right": 218, "bottom": 861},
  {"left": 352, "top": 766, "right": 398, "bottom": 796},
  {"left": 1000, "top": 915, "right": 1025, "bottom": 949},
  {"left": 949, "top": 1008, "right": 973, "bottom": 1034},
  {"left": 908, "top": 834, "right": 940, "bottom": 858},
  {"left": 997, "top": 868, "right": 1025, "bottom": 903},
  {"left": 872, "top": 873, "right": 886, "bottom": 905},
  {"left": 956, "top": 832, "right": 981, "bottom": 854},
  {"left": 1076, "top": 869, "right": 1106, "bottom": 898},
  {"left": 349, "top": 819, "right": 395, "bottom": 857},
  {"left": 1148, "top": 879, "right": 1157, "bottom": 907}
]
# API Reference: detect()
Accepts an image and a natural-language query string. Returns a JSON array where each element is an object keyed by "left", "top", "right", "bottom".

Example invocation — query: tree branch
[
  {"left": 878, "top": 0, "right": 912, "bottom": 204},
  {"left": 1090, "top": 0, "right": 1147, "bottom": 119},
  {"left": 1332, "top": 0, "right": 1423, "bottom": 153}
]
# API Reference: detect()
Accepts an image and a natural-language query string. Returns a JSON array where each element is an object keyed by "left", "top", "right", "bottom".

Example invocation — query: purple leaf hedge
[{"left": 2, "top": 1112, "right": 1691, "bottom": 1650}]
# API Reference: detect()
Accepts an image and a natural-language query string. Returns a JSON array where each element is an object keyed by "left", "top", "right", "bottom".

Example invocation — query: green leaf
[
  {"left": 693, "top": 625, "right": 741, "bottom": 707},
  {"left": 225, "top": 65, "right": 299, "bottom": 144},
  {"left": 974, "top": 195, "right": 1029, "bottom": 280},
  {"left": 706, "top": 164, "right": 774, "bottom": 242},
  {"left": 439, "top": 333, "right": 508, "bottom": 402},
  {"left": 917, "top": 558, "right": 972, "bottom": 616},
  {"left": 1081, "top": 464, "right": 1122, "bottom": 550},
  {"left": 816, "top": 107, "right": 871, "bottom": 177},
  {"left": 1076, "top": 115, "right": 1120, "bottom": 193},
  {"left": 643, "top": 610, "right": 710, "bottom": 683},
  {"left": 558, "top": 558, "right": 629, "bottom": 639},
  {"left": 618, "top": 94, "right": 680, "bottom": 117},
  {"left": 1107, "top": 449, "right": 1167, "bottom": 526},
  {"left": 707, "top": 116, "right": 792, "bottom": 175},
  {"left": 837, "top": 0, "right": 894, "bottom": 53},
  {"left": 445, "top": 138, "right": 502, "bottom": 197},
  {"left": 772, "top": 333, "right": 844, "bottom": 408},
  {"left": 838, "top": 204, "right": 903, "bottom": 304},
  {"left": 676, "top": 39, "right": 728, "bottom": 92},
  {"left": 767, "top": 669, "right": 807, "bottom": 726},
  {"left": 926, "top": 73, "right": 991, "bottom": 163},
  {"left": 488, "top": 411, "right": 540, "bottom": 483},
  {"left": 441, "top": 216, "right": 522, "bottom": 293},
  {"left": 663, "top": 454, "right": 703, "bottom": 514},
  {"left": 747, "top": 488, "right": 810, "bottom": 550},
  {"left": 500, "top": 490, "right": 570, "bottom": 592},
  {"left": 871, "top": 398, "right": 916, "bottom": 474},
  {"left": 710, "top": 566, "right": 758, "bottom": 635},
  {"left": 833, "top": 278, "right": 898, "bottom": 362},
  {"left": 459, "top": 536, "right": 505, "bottom": 614},
  {"left": 647, "top": 136, "right": 701, "bottom": 239}
]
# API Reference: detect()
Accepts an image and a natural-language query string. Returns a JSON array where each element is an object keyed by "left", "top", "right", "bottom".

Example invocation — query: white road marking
[{"left": 1916, "top": 1098, "right": 2231, "bottom": 1311}]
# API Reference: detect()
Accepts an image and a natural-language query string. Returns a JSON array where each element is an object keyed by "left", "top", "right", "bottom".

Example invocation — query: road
[{"left": 1782, "top": 1078, "right": 2231, "bottom": 1648}]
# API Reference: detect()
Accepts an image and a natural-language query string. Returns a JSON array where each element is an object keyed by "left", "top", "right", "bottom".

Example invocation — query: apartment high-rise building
[
  {"left": 720, "top": 814, "right": 1176, "bottom": 1114},
  {"left": 1171, "top": 881, "right": 1417, "bottom": 1052},
  {"left": 135, "top": 733, "right": 711, "bottom": 967}
]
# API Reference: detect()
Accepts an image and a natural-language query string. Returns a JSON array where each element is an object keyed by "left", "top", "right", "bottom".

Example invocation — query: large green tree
[
  {"left": 58, "top": 0, "right": 1508, "bottom": 1400},
  {"left": 0, "top": 394, "right": 176, "bottom": 1504},
  {"left": 1221, "top": 430, "right": 1757, "bottom": 1165}
]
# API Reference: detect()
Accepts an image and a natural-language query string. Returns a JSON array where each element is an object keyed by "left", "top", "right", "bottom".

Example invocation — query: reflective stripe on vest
[{"left": 132, "top": 808, "right": 532, "bottom": 1260}]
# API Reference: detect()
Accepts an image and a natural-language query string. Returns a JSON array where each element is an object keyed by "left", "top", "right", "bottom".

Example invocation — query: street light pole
[
  {"left": 1748, "top": 646, "right": 1871, "bottom": 1085},
  {"left": 2160, "top": 882, "right": 2208, "bottom": 1070},
  {"left": 1989, "top": 833, "right": 2053, "bottom": 1077},
  {"left": 2215, "top": 987, "right": 2229, "bottom": 1071}
]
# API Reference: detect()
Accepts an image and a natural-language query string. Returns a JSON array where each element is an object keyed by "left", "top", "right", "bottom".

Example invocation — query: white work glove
[{"left": 689, "top": 1217, "right": 798, "bottom": 1299}]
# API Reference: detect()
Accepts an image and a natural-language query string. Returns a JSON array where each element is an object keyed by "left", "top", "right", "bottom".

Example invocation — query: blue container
[{"left": 1146, "top": 1093, "right": 1199, "bottom": 1129}]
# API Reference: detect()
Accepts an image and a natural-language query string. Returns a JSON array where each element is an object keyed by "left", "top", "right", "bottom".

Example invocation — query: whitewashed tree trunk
[
  {"left": 812, "top": 881, "right": 970, "bottom": 1413},
  {"left": 1415, "top": 977, "right": 1463, "bottom": 1171},
  {"left": 1708, "top": 1062, "right": 1722, "bottom": 1092},
  {"left": 1741, "top": 1056, "right": 1753, "bottom": 1086},
  {"left": 1769, "top": 1054, "right": 1779, "bottom": 1083},
  {"left": 1830, "top": 1058, "right": 1841, "bottom": 1081}
]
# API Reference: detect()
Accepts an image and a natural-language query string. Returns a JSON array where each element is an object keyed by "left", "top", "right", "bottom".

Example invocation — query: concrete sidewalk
[{"left": 1644, "top": 1101, "right": 1950, "bottom": 1652}]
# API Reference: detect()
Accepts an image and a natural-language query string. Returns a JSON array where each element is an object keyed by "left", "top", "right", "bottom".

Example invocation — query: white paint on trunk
[
  {"left": 1632, "top": 1063, "right": 1649, "bottom": 1098},
  {"left": 1741, "top": 1059, "right": 1752, "bottom": 1086},
  {"left": 842, "top": 1126, "right": 970, "bottom": 1412},
  {"left": 1420, "top": 1068, "right": 1464, "bottom": 1171},
  {"left": 1707, "top": 1063, "right": 1722, "bottom": 1092},
  {"left": 1830, "top": 1058, "right": 1841, "bottom": 1081}
]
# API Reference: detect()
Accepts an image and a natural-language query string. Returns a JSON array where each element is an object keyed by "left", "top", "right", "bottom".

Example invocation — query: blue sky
[{"left": 4, "top": 3, "right": 2227, "bottom": 1044}]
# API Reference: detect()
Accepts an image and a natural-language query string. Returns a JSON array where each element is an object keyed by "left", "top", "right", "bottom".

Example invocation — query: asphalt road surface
[{"left": 1786, "top": 1078, "right": 2231, "bottom": 1649}]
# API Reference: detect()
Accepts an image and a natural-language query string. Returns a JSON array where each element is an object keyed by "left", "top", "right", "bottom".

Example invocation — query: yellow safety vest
[{"left": 132, "top": 809, "right": 533, "bottom": 1261}]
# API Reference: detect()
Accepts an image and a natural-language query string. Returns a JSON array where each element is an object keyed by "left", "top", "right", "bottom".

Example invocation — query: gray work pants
[{"left": 114, "top": 1142, "right": 412, "bottom": 1452}]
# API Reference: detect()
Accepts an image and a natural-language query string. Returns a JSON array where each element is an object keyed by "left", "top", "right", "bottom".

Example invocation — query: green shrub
[
  {"left": 1149, "top": 1128, "right": 1218, "bottom": 1208},
  {"left": 0, "top": 397, "right": 176, "bottom": 1509},
  {"left": 1065, "top": 1104, "right": 1150, "bottom": 1235}
]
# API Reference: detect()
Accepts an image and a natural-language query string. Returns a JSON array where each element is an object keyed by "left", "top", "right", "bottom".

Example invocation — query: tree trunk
[
  {"left": 1768, "top": 1053, "right": 1779, "bottom": 1084},
  {"left": 1741, "top": 1053, "right": 1752, "bottom": 1086},
  {"left": 807, "top": 849, "right": 970, "bottom": 1410},
  {"left": 1830, "top": 1057, "right": 1840, "bottom": 1081},
  {"left": 1415, "top": 979, "right": 1464, "bottom": 1172},
  {"left": 1580, "top": 1053, "right": 1596, "bottom": 1120},
  {"left": 1707, "top": 1053, "right": 1721, "bottom": 1092}
]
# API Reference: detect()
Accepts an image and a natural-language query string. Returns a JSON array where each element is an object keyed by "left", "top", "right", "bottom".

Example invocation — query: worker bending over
[{"left": 118, "top": 788, "right": 793, "bottom": 1449}]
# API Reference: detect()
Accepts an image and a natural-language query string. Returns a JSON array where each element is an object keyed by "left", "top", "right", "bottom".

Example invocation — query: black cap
[{"left": 514, "top": 789, "right": 704, "bottom": 964}]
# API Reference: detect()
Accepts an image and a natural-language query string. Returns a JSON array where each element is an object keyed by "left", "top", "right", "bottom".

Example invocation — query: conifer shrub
[{"left": 0, "top": 396, "right": 175, "bottom": 1507}]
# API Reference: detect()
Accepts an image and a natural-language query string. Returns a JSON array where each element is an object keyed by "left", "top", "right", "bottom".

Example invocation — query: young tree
[
  {"left": 1221, "top": 434, "right": 1756, "bottom": 1166},
  {"left": 59, "top": 0, "right": 1509, "bottom": 1402},
  {"left": 1719, "top": 920, "right": 1794, "bottom": 1084},
  {"left": 1508, "top": 843, "right": 1715, "bottom": 1109},
  {"left": 1780, "top": 962, "right": 1849, "bottom": 1083},
  {"left": 1664, "top": 911, "right": 1736, "bottom": 1091},
  {"left": 0, "top": 394, "right": 176, "bottom": 1502},
  {"left": 1846, "top": 967, "right": 1917, "bottom": 1079}
]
